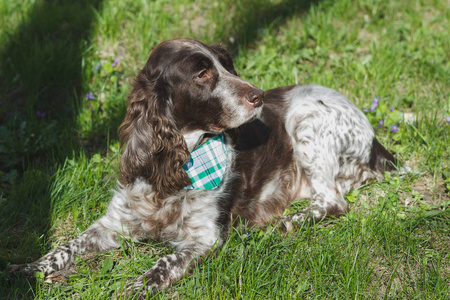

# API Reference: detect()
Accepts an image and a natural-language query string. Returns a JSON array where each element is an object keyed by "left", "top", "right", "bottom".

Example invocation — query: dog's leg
[
  {"left": 118, "top": 245, "right": 214, "bottom": 299},
  {"left": 280, "top": 171, "right": 348, "bottom": 231},
  {"left": 9, "top": 221, "right": 121, "bottom": 276},
  {"left": 117, "top": 194, "right": 221, "bottom": 298},
  {"left": 280, "top": 140, "right": 348, "bottom": 231},
  {"left": 8, "top": 192, "right": 137, "bottom": 277},
  {"left": 280, "top": 173, "right": 348, "bottom": 231}
]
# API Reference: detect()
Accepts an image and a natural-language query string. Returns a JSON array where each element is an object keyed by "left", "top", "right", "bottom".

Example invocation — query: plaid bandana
[{"left": 182, "top": 133, "right": 227, "bottom": 190}]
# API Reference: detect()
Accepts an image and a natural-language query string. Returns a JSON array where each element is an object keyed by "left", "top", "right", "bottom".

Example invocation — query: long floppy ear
[{"left": 118, "top": 72, "right": 191, "bottom": 198}]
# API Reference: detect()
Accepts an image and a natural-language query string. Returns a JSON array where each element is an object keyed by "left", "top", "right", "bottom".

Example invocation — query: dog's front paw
[
  {"left": 8, "top": 263, "right": 41, "bottom": 277},
  {"left": 7, "top": 263, "right": 46, "bottom": 286},
  {"left": 115, "top": 261, "right": 173, "bottom": 299},
  {"left": 8, "top": 264, "right": 26, "bottom": 274},
  {"left": 115, "top": 251, "right": 195, "bottom": 298}
]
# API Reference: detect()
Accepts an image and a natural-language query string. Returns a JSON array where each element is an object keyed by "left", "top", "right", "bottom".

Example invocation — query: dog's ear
[
  {"left": 118, "top": 71, "right": 191, "bottom": 198},
  {"left": 209, "top": 43, "right": 239, "bottom": 76}
]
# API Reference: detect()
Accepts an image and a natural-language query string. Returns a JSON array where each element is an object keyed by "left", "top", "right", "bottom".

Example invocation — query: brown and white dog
[{"left": 9, "top": 38, "right": 400, "bottom": 298}]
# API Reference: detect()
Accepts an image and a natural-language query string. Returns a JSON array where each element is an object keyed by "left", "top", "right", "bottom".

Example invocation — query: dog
[{"left": 9, "top": 38, "right": 399, "bottom": 298}]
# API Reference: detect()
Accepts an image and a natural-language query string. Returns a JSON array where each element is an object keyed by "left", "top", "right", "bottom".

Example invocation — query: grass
[{"left": 0, "top": 0, "right": 449, "bottom": 298}]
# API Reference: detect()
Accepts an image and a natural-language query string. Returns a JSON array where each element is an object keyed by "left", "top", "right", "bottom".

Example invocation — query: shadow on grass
[
  {"left": 0, "top": 0, "right": 321, "bottom": 297},
  {"left": 212, "top": 0, "right": 321, "bottom": 53},
  {"left": 0, "top": 0, "right": 104, "bottom": 297}
]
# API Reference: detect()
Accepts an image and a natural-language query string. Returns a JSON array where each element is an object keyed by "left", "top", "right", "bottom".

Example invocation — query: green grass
[{"left": 1, "top": 0, "right": 449, "bottom": 298}]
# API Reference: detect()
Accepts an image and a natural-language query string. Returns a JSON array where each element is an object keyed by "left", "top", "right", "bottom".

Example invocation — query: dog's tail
[{"left": 369, "top": 138, "right": 409, "bottom": 175}]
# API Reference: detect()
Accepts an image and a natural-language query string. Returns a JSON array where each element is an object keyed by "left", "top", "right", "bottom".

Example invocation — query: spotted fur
[{"left": 9, "top": 38, "right": 400, "bottom": 298}]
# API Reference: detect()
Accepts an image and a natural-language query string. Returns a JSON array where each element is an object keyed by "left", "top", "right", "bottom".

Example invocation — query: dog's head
[{"left": 118, "top": 38, "right": 264, "bottom": 197}]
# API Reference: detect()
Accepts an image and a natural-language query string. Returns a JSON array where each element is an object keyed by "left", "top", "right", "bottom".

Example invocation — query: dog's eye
[{"left": 196, "top": 70, "right": 208, "bottom": 79}]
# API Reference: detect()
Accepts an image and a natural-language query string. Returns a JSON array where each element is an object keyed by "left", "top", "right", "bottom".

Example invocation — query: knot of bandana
[{"left": 182, "top": 133, "right": 227, "bottom": 190}]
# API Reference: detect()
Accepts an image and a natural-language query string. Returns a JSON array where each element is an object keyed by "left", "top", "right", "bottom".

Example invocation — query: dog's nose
[{"left": 245, "top": 89, "right": 264, "bottom": 107}]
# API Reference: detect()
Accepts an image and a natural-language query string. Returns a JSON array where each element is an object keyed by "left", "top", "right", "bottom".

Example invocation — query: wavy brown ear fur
[{"left": 118, "top": 71, "right": 191, "bottom": 198}]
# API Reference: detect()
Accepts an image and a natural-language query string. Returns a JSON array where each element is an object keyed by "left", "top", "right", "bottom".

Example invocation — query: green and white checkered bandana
[{"left": 182, "top": 133, "right": 227, "bottom": 190}]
